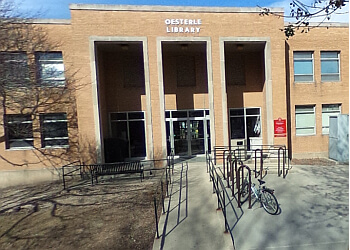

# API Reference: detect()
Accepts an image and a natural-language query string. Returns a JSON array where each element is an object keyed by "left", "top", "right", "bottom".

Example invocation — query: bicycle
[{"left": 240, "top": 174, "right": 279, "bottom": 215}]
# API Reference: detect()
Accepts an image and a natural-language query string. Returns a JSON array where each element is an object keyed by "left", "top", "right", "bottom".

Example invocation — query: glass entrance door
[
  {"left": 190, "top": 120, "right": 205, "bottom": 155},
  {"left": 166, "top": 110, "right": 210, "bottom": 156},
  {"left": 173, "top": 120, "right": 188, "bottom": 156}
]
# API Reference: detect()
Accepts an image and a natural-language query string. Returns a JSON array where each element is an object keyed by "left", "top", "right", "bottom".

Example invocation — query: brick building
[{"left": 0, "top": 4, "right": 348, "bottom": 187}]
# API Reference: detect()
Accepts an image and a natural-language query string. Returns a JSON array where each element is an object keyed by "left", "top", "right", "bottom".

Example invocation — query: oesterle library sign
[{"left": 165, "top": 18, "right": 202, "bottom": 33}]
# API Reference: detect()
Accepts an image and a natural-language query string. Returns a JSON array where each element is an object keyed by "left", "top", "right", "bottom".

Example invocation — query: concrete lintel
[
  {"left": 69, "top": 4, "right": 284, "bottom": 14},
  {"left": 90, "top": 36, "right": 147, "bottom": 42},
  {"left": 30, "top": 19, "right": 71, "bottom": 25},
  {"left": 285, "top": 22, "right": 349, "bottom": 27}
]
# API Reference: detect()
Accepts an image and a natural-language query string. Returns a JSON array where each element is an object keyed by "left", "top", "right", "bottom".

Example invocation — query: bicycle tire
[
  {"left": 260, "top": 189, "right": 279, "bottom": 215},
  {"left": 240, "top": 179, "right": 250, "bottom": 204}
]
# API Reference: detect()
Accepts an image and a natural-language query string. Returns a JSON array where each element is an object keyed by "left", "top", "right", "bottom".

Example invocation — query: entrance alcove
[
  {"left": 94, "top": 41, "right": 147, "bottom": 162},
  {"left": 224, "top": 41, "right": 266, "bottom": 151},
  {"left": 161, "top": 41, "right": 211, "bottom": 156}
]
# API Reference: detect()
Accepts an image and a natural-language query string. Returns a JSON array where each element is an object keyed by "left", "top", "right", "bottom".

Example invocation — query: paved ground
[
  {"left": 152, "top": 158, "right": 233, "bottom": 250},
  {"left": 232, "top": 164, "right": 349, "bottom": 250},
  {"left": 153, "top": 158, "right": 349, "bottom": 250}
]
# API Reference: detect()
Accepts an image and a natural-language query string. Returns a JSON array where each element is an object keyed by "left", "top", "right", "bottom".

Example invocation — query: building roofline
[
  {"left": 285, "top": 22, "right": 349, "bottom": 27},
  {"left": 69, "top": 4, "right": 284, "bottom": 13},
  {"left": 30, "top": 19, "right": 71, "bottom": 25}
]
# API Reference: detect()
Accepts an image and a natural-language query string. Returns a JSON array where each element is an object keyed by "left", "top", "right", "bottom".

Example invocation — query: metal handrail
[
  {"left": 207, "top": 154, "right": 236, "bottom": 248},
  {"left": 62, "top": 160, "right": 82, "bottom": 190}
]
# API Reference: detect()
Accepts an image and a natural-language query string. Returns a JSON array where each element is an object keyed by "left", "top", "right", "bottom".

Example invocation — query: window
[
  {"left": 36, "top": 52, "right": 65, "bottom": 86},
  {"left": 295, "top": 105, "right": 315, "bottom": 136},
  {"left": 110, "top": 112, "right": 146, "bottom": 159},
  {"left": 40, "top": 113, "right": 69, "bottom": 147},
  {"left": 0, "top": 52, "right": 30, "bottom": 87},
  {"left": 5, "top": 114, "right": 33, "bottom": 149},
  {"left": 321, "top": 51, "right": 340, "bottom": 82},
  {"left": 230, "top": 108, "right": 261, "bottom": 139},
  {"left": 322, "top": 104, "right": 341, "bottom": 134},
  {"left": 293, "top": 52, "right": 314, "bottom": 82}
]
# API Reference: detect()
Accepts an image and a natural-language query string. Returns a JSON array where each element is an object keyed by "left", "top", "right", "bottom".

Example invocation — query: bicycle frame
[{"left": 250, "top": 183, "right": 260, "bottom": 200}]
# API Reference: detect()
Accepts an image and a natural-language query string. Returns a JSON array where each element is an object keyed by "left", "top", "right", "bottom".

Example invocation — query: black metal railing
[
  {"left": 213, "top": 146, "right": 247, "bottom": 165},
  {"left": 213, "top": 144, "right": 290, "bottom": 179},
  {"left": 250, "top": 145, "right": 290, "bottom": 178},
  {"left": 207, "top": 153, "right": 236, "bottom": 249},
  {"left": 153, "top": 151, "right": 175, "bottom": 239},
  {"left": 237, "top": 164, "right": 252, "bottom": 209},
  {"left": 62, "top": 160, "right": 83, "bottom": 190}
]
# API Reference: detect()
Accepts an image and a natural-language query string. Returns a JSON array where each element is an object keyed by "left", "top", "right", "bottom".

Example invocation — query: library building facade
[{"left": 0, "top": 4, "right": 348, "bottom": 186}]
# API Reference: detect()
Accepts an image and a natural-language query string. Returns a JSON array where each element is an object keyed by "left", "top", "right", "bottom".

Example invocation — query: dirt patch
[
  {"left": 0, "top": 175, "right": 164, "bottom": 250},
  {"left": 291, "top": 158, "right": 338, "bottom": 166}
]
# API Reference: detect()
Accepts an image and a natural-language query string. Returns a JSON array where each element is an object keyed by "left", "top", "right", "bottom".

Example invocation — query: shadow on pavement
[{"left": 160, "top": 163, "right": 188, "bottom": 249}]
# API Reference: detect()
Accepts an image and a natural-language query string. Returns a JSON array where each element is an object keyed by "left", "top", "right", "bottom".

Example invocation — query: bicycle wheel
[
  {"left": 240, "top": 179, "right": 250, "bottom": 204},
  {"left": 260, "top": 190, "right": 279, "bottom": 215}
]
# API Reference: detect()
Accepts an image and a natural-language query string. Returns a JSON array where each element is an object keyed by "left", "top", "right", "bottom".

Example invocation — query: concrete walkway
[
  {"left": 152, "top": 157, "right": 233, "bottom": 250},
  {"left": 153, "top": 158, "right": 349, "bottom": 250}
]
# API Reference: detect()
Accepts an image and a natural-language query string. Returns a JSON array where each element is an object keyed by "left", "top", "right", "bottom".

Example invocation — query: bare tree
[
  {"left": 259, "top": 0, "right": 348, "bottom": 38},
  {"left": 0, "top": 0, "right": 83, "bottom": 168}
]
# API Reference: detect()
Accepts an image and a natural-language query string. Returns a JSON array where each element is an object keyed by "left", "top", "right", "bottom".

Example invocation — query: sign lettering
[{"left": 164, "top": 18, "right": 202, "bottom": 33}]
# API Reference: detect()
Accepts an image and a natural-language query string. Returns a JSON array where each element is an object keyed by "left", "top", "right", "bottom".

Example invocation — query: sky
[{"left": 12, "top": 0, "right": 349, "bottom": 22}]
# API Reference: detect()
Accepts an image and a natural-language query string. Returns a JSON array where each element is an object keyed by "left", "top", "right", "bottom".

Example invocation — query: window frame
[
  {"left": 0, "top": 52, "right": 30, "bottom": 88},
  {"left": 320, "top": 51, "right": 340, "bottom": 82},
  {"left": 36, "top": 52, "right": 65, "bottom": 87},
  {"left": 293, "top": 51, "right": 314, "bottom": 83},
  {"left": 295, "top": 105, "right": 316, "bottom": 136},
  {"left": 322, "top": 104, "right": 341, "bottom": 135},
  {"left": 5, "top": 114, "right": 34, "bottom": 150},
  {"left": 229, "top": 107, "right": 262, "bottom": 140},
  {"left": 109, "top": 111, "right": 146, "bottom": 158},
  {"left": 40, "top": 113, "right": 69, "bottom": 148}
]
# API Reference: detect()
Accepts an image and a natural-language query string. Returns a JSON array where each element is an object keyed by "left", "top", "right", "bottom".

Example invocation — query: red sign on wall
[{"left": 274, "top": 118, "right": 286, "bottom": 137}]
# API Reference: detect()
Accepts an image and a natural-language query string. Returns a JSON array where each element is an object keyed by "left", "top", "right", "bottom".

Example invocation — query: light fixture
[
  {"left": 181, "top": 43, "right": 188, "bottom": 50},
  {"left": 236, "top": 44, "right": 244, "bottom": 51},
  {"left": 121, "top": 44, "right": 129, "bottom": 50}
]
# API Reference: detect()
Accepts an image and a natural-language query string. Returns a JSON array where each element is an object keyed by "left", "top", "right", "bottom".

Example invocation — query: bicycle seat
[{"left": 258, "top": 179, "right": 265, "bottom": 185}]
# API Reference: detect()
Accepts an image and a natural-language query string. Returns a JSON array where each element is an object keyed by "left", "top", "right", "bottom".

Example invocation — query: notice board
[{"left": 274, "top": 118, "right": 286, "bottom": 137}]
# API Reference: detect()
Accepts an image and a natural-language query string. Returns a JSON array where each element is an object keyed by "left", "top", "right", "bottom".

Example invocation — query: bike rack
[
  {"left": 222, "top": 149, "right": 232, "bottom": 179},
  {"left": 237, "top": 164, "right": 252, "bottom": 209},
  {"left": 278, "top": 145, "right": 291, "bottom": 178},
  {"left": 254, "top": 149, "right": 264, "bottom": 179},
  {"left": 278, "top": 146, "right": 285, "bottom": 178},
  {"left": 227, "top": 156, "right": 243, "bottom": 197}
]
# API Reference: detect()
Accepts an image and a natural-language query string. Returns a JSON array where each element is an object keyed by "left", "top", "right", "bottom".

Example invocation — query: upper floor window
[
  {"left": 322, "top": 104, "right": 341, "bottom": 134},
  {"left": 293, "top": 51, "right": 314, "bottom": 82},
  {"left": 0, "top": 52, "right": 30, "bottom": 87},
  {"left": 5, "top": 114, "right": 33, "bottom": 149},
  {"left": 295, "top": 105, "right": 315, "bottom": 136},
  {"left": 321, "top": 51, "right": 340, "bottom": 82},
  {"left": 36, "top": 52, "right": 65, "bottom": 86},
  {"left": 40, "top": 113, "right": 69, "bottom": 148}
]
